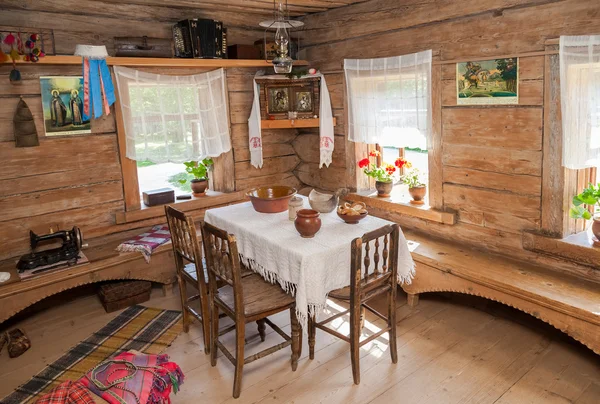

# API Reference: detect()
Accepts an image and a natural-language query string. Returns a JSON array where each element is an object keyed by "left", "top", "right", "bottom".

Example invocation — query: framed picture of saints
[
  {"left": 40, "top": 76, "right": 91, "bottom": 136},
  {"left": 256, "top": 77, "right": 321, "bottom": 120}
]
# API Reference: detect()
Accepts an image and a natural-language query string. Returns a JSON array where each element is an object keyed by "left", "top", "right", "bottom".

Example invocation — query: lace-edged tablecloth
[{"left": 204, "top": 196, "right": 415, "bottom": 329}]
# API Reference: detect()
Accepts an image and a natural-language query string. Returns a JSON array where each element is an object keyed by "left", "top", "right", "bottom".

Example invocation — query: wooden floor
[{"left": 1, "top": 286, "right": 599, "bottom": 404}]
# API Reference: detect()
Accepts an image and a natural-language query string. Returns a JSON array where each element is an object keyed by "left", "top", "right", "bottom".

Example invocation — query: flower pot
[
  {"left": 592, "top": 216, "right": 600, "bottom": 246},
  {"left": 375, "top": 181, "right": 393, "bottom": 198},
  {"left": 409, "top": 185, "right": 426, "bottom": 205},
  {"left": 190, "top": 179, "right": 208, "bottom": 196},
  {"left": 294, "top": 209, "right": 321, "bottom": 238}
]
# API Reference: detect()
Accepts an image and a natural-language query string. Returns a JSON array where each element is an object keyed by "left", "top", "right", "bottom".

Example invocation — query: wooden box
[
  {"left": 98, "top": 280, "right": 152, "bottom": 313},
  {"left": 143, "top": 188, "right": 175, "bottom": 206},
  {"left": 114, "top": 36, "right": 173, "bottom": 58},
  {"left": 227, "top": 44, "right": 260, "bottom": 59},
  {"left": 255, "top": 77, "right": 320, "bottom": 120}
]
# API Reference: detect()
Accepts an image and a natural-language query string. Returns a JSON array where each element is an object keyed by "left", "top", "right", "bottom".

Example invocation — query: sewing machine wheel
[{"left": 72, "top": 226, "right": 84, "bottom": 250}]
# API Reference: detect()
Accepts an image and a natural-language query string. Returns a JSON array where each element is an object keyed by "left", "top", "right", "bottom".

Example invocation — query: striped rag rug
[{"left": 2, "top": 305, "right": 182, "bottom": 404}]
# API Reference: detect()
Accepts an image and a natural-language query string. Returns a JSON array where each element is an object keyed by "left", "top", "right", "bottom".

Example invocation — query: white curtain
[
  {"left": 560, "top": 35, "right": 600, "bottom": 169},
  {"left": 344, "top": 50, "right": 432, "bottom": 149},
  {"left": 113, "top": 66, "right": 231, "bottom": 163}
]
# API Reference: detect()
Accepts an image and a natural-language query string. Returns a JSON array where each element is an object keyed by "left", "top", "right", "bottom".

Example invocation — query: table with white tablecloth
[{"left": 204, "top": 196, "right": 415, "bottom": 329}]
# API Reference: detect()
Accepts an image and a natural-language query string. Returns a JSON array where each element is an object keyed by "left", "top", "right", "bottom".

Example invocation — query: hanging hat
[
  {"left": 74, "top": 44, "right": 108, "bottom": 59},
  {"left": 13, "top": 97, "right": 39, "bottom": 147}
]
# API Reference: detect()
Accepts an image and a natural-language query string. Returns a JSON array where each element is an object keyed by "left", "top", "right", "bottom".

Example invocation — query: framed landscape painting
[
  {"left": 40, "top": 76, "right": 91, "bottom": 136},
  {"left": 456, "top": 58, "right": 519, "bottom": 105}
]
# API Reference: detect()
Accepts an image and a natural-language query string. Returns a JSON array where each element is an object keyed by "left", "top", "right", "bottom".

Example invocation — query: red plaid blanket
[
  {"left": 116, "top": 225, "right": 171, "bottom": 263},
  {"left": 36, "top": 381, "right": 95, "bottom": 404},
  {"left": 80, "top": 351, "right": 184, "bottom": 404}
]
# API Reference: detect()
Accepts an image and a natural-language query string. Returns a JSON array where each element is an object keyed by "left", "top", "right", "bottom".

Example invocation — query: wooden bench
[
  {"left": 402, "top": 230, "right": 600, "bottom": 355},
  {"left": 0, "top": 234, "right": 176, "bottom": 324}
]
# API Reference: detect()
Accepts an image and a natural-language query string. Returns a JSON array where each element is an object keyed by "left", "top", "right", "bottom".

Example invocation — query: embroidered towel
[{"left": 248, "top": 72, "right": 334, "bottom": 168}]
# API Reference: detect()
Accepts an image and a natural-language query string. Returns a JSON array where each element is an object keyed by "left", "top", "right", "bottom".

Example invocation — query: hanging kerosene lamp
[{"left": 260, "top": 0, "right": 303, "bottom": 74}]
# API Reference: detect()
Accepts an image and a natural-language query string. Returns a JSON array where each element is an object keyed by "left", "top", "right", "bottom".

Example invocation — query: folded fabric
[
  {"left": 36, "top": 380, "right": 96, "bottom": 404},
  {"left": 80, "top": 351, "right": 184, "bottom": 404},
  {"left": 116, "top": 225, "right": 171, "bottom": 263}
]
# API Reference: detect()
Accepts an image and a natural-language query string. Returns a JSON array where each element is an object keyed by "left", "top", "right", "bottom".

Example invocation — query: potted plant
[
  {"left": 570, "top": 183, "right": 600, "bottom": 244},
  {"left": 402, "top": 168, "right": 426, "bottom": 205},
  {"left": 357, "top": 151, "right": 410, "bottom": 197},
  {"left": 179, "top": 159, "right": 213, "bottom": 196}
]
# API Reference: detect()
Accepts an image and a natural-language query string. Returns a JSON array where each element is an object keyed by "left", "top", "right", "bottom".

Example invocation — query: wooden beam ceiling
[{"left": 97, "top": 0, "right": 369, "bottom": 16}]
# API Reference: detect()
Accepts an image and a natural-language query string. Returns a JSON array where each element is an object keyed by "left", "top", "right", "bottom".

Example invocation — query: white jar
[{"left": 288, "top": 196, "right": 304, "bottom": 221}]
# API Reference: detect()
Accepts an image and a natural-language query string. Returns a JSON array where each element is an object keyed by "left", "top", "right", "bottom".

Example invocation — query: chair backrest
[
  {"left": 201, "top": 221, "right": 244, "bottom": 310},
  {"left": 164, "top": 205, "right": 205, "bottom": 281},
  {"left": 350, "top": 224, "right": 400, "bottom": 300}
]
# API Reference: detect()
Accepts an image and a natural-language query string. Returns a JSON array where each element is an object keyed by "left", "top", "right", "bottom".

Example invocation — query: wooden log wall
[
  {"left": 299, "top": 0, "right": 600, "bottom": 266},
  {"left": 0, "top": 64, "right": 303, "bottom": 261},
  {"left": 0, "top": 0, "right": 267, "bottom": 55}
]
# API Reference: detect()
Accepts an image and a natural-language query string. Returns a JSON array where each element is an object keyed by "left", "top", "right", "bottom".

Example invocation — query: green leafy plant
[
  {"left": 569, "top": 183, "right": 600, "bottom": 220},
  {"left": 401, "top": 168, "right": 425, "bottom": 188},
  {"left": 178, "top": 159, "right": 214, "bottom": 185}
]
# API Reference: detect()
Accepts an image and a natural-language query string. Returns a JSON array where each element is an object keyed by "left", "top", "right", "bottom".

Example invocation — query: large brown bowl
[{"left": 247, "top": 186, "right": 297, "bottom": 213}]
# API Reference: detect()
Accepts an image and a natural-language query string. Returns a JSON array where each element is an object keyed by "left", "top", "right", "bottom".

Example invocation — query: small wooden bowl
[{"left": 337, "top": 211, "right": 368, "bottom": 224}]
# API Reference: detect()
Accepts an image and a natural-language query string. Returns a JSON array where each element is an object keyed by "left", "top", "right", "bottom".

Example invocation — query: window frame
[
  {"left": 113, "top": 69, "right": 237, "bottom": 219},
  {"left": 348, "top": 63, "right": 446, "bottom": 222}
]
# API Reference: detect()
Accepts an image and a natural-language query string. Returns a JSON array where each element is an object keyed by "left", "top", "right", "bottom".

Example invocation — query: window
[
  {"left": 113, "top": 66, "right": 232, "bottom": 209},
  {"left": 559, "top": 35, "right": 600, "bottom": 233},
  {"left": 344, "top": 50, "right": 432, "bottom": 202}
]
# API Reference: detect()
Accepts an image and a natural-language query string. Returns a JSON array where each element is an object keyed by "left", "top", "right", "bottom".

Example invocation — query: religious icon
[
  {"left": 268, "top": 87, "right": 289, "bottom": 114},
  {"left": 69, "top": 89, "right": 84, "bottom": 126},
  {"left": 295, "top": 91, "right": 312, "bottom": 112},
  {"left": 40, "top": 76, "right": 91, "bottom": 135}
]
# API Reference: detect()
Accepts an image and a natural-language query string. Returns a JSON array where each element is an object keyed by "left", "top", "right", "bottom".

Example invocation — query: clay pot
[
  {"left": 191, "top": 179, "right": 208, "bottom": 195},
  {"left": 294, "top": 209, "right": 321, "bottom": 238},
  {"left": 247, "top": 186, "right": 297, "bottom": 213},
  {"left": 375, "top": 181, "right": 393, "bottom": 198},
  {"left": 409, "top": 185, "right": 427, "bottom": 204},
  {"left": 592, "top": 216, "right": 600, "bottom": 244}
]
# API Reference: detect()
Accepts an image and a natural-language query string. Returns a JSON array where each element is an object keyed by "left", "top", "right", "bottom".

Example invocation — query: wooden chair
[
  {"left": 201, "top": 221, "right": 301, "bottom": 399},
  {"left": 164, "top": 205, "right": 211, "bottom": 354},
  {"left": 308, "top": 224, "right": 400, "bottom": 385}
]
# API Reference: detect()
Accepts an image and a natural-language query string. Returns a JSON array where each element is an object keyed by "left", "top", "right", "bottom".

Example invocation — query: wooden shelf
[
  {"left": 4, "top": 55, "right": 309, "bottom": 68},
  {"left": 261, "top": 118, "right": 336, "bottom": 129}
]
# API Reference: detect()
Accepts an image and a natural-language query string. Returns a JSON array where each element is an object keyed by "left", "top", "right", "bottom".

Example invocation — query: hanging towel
[
  {"left": 248, "top": 72, "right": 335, "bottom": 168},
  {"left": 75, "top": 45, "right": 116, "bottom": 120}
]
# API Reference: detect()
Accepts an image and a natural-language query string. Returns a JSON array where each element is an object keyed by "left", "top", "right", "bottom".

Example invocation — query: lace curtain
[
  {"left": 344, "top": 50, "right": 432, "bottom": 149},
  {"left": 113, "top": 66, "right": 231, "bottom": 163},
  {"left": 560, "top": 35, "right": 600, "bottom": 169}
]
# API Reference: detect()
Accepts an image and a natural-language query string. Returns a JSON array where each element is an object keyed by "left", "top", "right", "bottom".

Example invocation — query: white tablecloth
[{"left": 204, "top": 196, "right": 415, "bottom": 329}]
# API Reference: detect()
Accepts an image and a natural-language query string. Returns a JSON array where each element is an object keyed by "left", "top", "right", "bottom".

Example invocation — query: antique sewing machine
[{"left": 17, "top": 226, "right": 86, "bottom": 273}]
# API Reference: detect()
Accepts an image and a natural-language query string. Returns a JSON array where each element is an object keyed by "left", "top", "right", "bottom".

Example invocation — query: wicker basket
[{"left": 98, "top": 281, "right": 152, "bottom": 313}]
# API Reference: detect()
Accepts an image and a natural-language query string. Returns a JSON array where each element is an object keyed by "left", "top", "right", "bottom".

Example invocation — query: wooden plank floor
[{"left": 1, "top": 286, "right": 599, "bottom": 403}]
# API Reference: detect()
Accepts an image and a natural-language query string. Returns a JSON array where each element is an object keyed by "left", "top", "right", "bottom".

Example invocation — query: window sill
[
  {"left": 115, "top": 190, "right": 247, "bottom": 224},
  {"left": 522, "top": 230, "right": 600, "bottom": 270},
  {"left": 347, "top": 189, "right": 456, "bottom": 225}
]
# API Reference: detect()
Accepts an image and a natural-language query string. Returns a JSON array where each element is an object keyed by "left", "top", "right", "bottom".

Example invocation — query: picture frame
[
  {"left": 40, "top": 76, "right": 91, "bottom": 136},
  {"left": 256, "top": 77, "right": 320, "bottom": 120},
  {"left": 456, "top": 58, "right": 519, "bottom": 105}
]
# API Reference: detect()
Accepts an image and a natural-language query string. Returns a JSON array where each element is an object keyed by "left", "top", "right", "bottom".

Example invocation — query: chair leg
[
  {"left": 350, "top": 305, "right": 361, "bottom": 385},
  {"left": 210, "top": 303, "right": 219, "bottom": 367},
  {"left": 177, "top": 275, "right": 190, "bottom": 333},
  {"left": 199, "top": 287, "right": 211, "bottom": 355},
  {"left": 308, "top": 314, "right": 316, "bottom": 360},
  {"left": 257, "top": 319, "right": 266, "bottom": 342},
  {"left": 233, "top": 322, "right": 246, "bottom": 399},
  {"left": 388, "top": 288, "right": 398, "bottom": 364},
  {"left": 407, "top": 293, "right": 419, "bottom": 307},
  {"left": 290, "top": 309, "right": 301, "bottom": 371}
]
